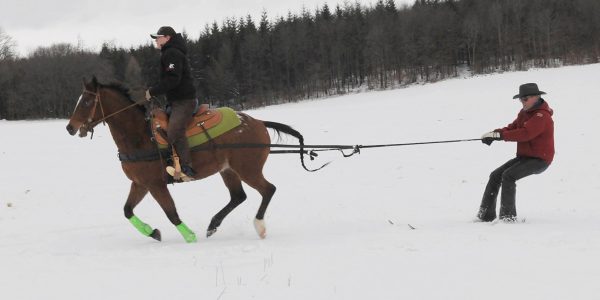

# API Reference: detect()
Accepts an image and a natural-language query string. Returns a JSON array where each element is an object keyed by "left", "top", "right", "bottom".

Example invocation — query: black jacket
[{"left": 149, "top": 34, "right": 196, "bottom": 102}]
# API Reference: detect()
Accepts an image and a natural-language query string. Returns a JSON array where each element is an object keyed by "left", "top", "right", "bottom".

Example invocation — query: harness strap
[{"left": 197, "top": 121, "right": 217, "bottom": 150}]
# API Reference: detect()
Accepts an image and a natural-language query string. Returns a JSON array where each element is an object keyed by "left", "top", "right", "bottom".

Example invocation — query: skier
[{"left": 477, "top": 83, "right": 554, "bottom": 222}]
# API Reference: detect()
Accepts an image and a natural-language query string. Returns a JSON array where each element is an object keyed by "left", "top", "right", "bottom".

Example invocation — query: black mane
[
  {"left": 99, "top": 81, "right": 147, "bottom": 113},
  {"left": 101, "top": 82, "right": 133, "bottom": 102}
]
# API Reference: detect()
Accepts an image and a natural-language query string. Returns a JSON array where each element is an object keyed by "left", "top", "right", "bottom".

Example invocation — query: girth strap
[{"left": 118, "top": 149, "right": 171, "bottom": 162}]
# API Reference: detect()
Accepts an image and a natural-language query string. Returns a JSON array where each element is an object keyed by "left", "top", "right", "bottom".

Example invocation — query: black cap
[
  {"left": 150, "top": 26, "right": 177, "bottom": 39},
  {"left": 513, "top": 83, "right": 546, "bottom": 99}
]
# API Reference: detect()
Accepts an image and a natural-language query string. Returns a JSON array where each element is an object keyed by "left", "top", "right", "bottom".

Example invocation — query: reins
[
  {"left": 92, "top": 100, "right": 146, "bottom": 127},
  {"left": 85, "top": 89, "right": 146, "bottom": 128}
]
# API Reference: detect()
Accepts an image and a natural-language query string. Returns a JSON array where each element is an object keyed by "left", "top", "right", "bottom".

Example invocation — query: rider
[{"left": 146, "top": 26, "right": 197, "bottom": 178}]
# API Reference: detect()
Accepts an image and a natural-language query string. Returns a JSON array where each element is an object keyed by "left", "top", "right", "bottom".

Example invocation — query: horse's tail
[{"left": 262, "top": 121, "right": 329, "bottom": 172}]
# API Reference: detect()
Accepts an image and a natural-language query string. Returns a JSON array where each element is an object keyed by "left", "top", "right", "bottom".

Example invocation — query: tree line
[{"left": 1, "top": 0, "right": 599, "bottom": 120}]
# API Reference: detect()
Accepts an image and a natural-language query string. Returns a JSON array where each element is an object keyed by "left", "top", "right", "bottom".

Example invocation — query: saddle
[
  {"left": 150, "top": 104, "right": 221, "bottom": 146},
  {"left": 150, "top": 105, "right": 242, "bottom": 149}
]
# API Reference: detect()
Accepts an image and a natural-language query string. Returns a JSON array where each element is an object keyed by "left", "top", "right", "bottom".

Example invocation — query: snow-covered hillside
[{"left": 1, "top": 64, "right": 599, "bottom": 299}]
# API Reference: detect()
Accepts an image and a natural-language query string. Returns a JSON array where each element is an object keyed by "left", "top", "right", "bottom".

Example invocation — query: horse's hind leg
[
  {"left": 207, "top": 169, "right": 248, "bottom": 237},
  {"left": 123, "top": 182, "right": 161, "bottom": 241},
  {"left": 148, "top": 185, "right": 197, "bottom": 243},
  {"left": 240, "top": 173, "right": 276, "bottom": 239}
]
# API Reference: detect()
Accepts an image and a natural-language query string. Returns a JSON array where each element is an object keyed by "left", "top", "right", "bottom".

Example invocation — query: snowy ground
[{"left": 1, "top": 64, "right": 600, "bottom": 299}]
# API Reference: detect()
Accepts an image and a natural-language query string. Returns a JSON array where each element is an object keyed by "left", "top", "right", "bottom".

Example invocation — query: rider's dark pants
[{"left": 167, "top": 99, "right": 196, "bottom": 167}]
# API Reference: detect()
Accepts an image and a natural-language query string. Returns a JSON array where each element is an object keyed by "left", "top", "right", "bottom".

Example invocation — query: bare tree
[
  {"left": 0, "top": 27, "right": 17, "bottom": 61},
  {"left": 463, "top": 13, "right": 481, "bottom": 72}
]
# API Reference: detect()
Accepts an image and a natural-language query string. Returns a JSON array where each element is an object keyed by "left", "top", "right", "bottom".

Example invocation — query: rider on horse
[{"left": 146, "top": 26, "right": 197, "bottom": 178}]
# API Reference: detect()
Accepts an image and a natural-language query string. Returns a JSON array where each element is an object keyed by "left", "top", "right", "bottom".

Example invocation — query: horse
[{"left": 66, "top": 76, "right": 308, "bottom": 243}]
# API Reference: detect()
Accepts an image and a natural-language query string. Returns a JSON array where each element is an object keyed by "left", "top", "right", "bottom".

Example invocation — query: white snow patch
[{"left": 1, "top": 64, "right": 600, "bottom": 299}]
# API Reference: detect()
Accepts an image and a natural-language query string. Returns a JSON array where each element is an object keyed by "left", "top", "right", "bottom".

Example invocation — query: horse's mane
[
  {"left": 99, "top": 82, "right": 147, "bottom": 113},
  {"left": 100, "top": 82, "right": 133, "bottom": 102}
]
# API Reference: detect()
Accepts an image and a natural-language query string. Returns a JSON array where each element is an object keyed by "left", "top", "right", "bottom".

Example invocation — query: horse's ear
[{"left": 91, "top": 75, "right": 98, "bottom": 89}]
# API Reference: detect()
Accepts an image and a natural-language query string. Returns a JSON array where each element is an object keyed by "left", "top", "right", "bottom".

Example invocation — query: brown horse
[{"left": 66, "top": 76, "right": 307, "bottom": 243}]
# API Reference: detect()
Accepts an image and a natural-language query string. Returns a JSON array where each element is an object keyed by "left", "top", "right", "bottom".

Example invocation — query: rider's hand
[
  {"left": 481, "top": 131, "right": 501, "bottom": 146},
  {"left": 145, "top": 89, "right": 152, "bottom": 101}
]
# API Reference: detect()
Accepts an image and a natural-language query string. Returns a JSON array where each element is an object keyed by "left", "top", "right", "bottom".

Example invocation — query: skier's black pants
[{"left": 479, "top": 156, "right": 549, "bottom": 220}]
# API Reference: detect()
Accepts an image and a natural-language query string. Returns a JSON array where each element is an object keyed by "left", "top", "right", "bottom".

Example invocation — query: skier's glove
[{"left": 481, "top": 131, "right": 502, "bottom": 146}]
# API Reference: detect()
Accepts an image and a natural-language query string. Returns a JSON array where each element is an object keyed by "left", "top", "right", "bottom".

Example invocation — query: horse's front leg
[
  {"left": 124, "top": 182, "right": 161, "bottom": 241},
  {"left": 148, "top": 184, "right": 197, "bottom": 243}
]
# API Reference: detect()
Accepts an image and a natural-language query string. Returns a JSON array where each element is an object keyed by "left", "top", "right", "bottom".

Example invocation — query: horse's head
[{"left": 66, "top": 76, "right": 102, "bottom": 137}]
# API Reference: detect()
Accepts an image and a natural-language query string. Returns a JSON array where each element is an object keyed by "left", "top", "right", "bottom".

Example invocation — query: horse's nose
[{"left": 66, "top": 124, "right": 77, "bottom": 136}]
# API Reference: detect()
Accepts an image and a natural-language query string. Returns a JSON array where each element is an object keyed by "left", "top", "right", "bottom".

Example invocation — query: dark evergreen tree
[{"left": 3, "top": 0, "right": 600, "bottom": 119}]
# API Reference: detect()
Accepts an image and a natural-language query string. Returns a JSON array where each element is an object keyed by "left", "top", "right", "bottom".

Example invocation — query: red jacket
[{"left": 495, "top": 100, "right": 555, "bottom": 164}]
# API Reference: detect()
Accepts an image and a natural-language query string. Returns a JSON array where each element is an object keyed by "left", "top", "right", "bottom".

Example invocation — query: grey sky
[{"left": 0, "top": 0, "right": 414, "bottom": 57}]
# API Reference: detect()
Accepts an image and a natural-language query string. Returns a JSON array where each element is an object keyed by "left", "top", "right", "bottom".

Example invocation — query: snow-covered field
[{"left": 1, "top": 64, "right": 599, "bottom": 299}]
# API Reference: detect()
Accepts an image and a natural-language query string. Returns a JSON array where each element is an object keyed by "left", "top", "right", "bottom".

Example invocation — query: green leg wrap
[
  {"left": 176, "top": 222, "right": 197, "bottom": 243},
  {"left": 129, "top": 215, "right": 154, "bottom": 237}
]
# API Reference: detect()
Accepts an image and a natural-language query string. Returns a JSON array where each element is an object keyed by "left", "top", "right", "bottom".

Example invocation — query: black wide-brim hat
[
  {"left": 150, "top": 26, "right": 176, "bottom": 39},
  {"left": 513, "top": 83, "right": 546, "bottom": 99}
]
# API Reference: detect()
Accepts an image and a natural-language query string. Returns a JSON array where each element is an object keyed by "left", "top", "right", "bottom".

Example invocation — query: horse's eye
[{"left": 83, "top": 98, "right": 94, "bottom": 107}]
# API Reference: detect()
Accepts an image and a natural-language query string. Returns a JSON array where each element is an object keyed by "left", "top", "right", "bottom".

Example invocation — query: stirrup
[{"left": 166, "top": 166, "right": 193, "bottom": 182}]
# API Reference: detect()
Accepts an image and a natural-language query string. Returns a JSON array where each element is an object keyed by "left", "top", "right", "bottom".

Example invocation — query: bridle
[
  {"left": 78, "top": 87, "right": 146, "bottom": 138},
  {"left": 78, "top": 88, "right": 105, "bottom": 137}
]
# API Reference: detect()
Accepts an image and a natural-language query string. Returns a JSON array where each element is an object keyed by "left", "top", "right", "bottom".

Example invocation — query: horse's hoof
[
  {"left": 150, "top": 229, "right": 161, "bottom": 241},
  {"left": 206, "top": 228, "right": 217, "bottom": 238},
  {"left": 254, "top": 219, "right": 266, "bottom": 239},
  {"left": 184, "top": 234, "right": 198, "bottom": 243}
]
